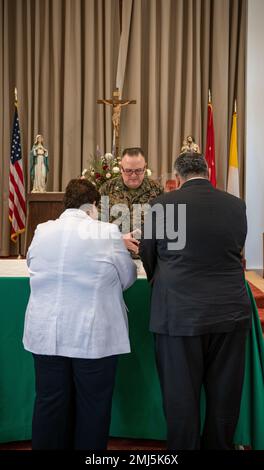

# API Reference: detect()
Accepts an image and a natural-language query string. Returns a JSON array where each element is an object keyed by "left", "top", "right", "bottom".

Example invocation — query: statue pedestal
[{"left": 25, "top": 192, "right": 64, "bottom": 253}]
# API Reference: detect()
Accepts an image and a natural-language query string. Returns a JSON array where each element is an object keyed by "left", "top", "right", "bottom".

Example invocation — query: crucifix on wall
[{"left": 97, "top": 88, "right": 136, "bottom": 158}]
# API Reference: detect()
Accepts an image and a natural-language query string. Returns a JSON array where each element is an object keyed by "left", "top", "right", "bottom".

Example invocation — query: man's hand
[{"left": 122, "top": 232, "right": 140, "bottom": 255}]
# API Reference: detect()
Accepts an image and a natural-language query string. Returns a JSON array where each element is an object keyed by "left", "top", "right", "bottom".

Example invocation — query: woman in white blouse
[{"left": 23, "top": 178, "right": 137, "bottom": 450}]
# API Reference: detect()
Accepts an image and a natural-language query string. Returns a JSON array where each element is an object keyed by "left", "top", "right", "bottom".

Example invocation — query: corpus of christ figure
[{"left": 97, "top": 88, "right": 136, "bottom": 157}]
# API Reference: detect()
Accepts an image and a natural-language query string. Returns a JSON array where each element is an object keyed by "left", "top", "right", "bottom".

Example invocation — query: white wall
[{"left": 245, "top": 0, "right": 264, "bottom": 270}]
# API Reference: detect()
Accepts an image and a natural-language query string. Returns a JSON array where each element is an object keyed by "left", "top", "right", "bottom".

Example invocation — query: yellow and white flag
[{"left": 227, "top": 105, "right": 240, "bottom": 197}]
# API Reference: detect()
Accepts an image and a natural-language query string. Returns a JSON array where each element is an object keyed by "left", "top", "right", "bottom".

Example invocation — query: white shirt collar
[
  {"left": 186, "top": 177, "right": 208, "bottom": 182},
  {"left": 59, "top": 208, "right": 90, "bottom": 220}
]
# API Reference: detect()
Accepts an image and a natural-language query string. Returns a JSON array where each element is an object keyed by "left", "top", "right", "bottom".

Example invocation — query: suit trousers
[
  {"left": 32, "top": 354, "right": 118, "bottom": 450},
  {"left": 155, "top": 329, "right": 248, "bottom": 450}
]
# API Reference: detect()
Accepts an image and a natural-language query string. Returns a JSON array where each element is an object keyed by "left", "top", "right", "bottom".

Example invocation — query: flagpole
[
  {"left": 208, "top": 89, "right": 211, "bottom": 104},
  {"left": 234, "top": 99, "right": 237, "bottom": 113},
  {"left": 15, "top": 87, "right": 23, "bottom": 259},
  {"left": 18, "top": 236, "right": 22, "bottom": 259}
]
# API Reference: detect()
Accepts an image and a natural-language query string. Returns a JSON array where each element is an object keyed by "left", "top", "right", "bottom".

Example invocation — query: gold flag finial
[
  {"left": 208, "top": 89, "right": 211, "bottom": 104},
  {"left": 234, "top": 99, "right": 237, "bottom": 113},
  {"left": 14, "top": 87, "right": 18, "bottom": 105}
]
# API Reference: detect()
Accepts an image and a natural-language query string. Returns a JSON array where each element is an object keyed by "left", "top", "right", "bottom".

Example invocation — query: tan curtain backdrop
[
  {"left": 0, "top": 0, "right": 120, "bottom": 255},
  {"left": 0, "top": 0, "right": 246, "bottom": 256},
  {"left": 119, "top": 0, "right": 246, "bottom": 187}
]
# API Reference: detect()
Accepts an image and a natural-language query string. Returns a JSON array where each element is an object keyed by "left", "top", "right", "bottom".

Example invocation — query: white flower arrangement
[
  {"left": 112, "top": 166, "right": 120, "bottom": 174},
  {"left": 82, "top": 151, "right": 120, "bottom": 189}
]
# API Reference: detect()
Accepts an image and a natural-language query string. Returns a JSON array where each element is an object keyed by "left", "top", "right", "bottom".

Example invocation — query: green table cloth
[{"left": 0, "top": 278, "right": 263, "bottom": 448}]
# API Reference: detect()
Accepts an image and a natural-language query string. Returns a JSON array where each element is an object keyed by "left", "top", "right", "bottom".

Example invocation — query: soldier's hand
[{"left": 122, "top": 233, "right": 140, "bottom": 254}]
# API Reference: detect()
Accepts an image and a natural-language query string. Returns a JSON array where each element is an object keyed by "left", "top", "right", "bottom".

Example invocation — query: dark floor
[{"left": 0, "top": 438, "right": 166, "bottom": 451}]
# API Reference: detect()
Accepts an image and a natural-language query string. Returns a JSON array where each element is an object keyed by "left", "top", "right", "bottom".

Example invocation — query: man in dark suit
[{"left": 140, "top": 152, "right": 251, "bottom": 450}]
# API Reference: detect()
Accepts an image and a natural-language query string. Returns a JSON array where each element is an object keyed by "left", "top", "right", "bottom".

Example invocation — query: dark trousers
[
  {"left": 155, "top": 329, "right": 248, "bottom": 450},
  {"left": 32, "top": 354, "right": 118, "bottom": 450}
]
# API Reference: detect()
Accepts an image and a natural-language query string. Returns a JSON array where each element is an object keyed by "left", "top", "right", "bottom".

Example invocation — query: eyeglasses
[{"left": 121, "top": 167, "right": 145, "bottom": 175}]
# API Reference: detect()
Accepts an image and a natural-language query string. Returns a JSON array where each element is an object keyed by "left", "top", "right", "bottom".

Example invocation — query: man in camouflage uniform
[{"left": 100, "top": 147, "right": 163, "bottom": 255}]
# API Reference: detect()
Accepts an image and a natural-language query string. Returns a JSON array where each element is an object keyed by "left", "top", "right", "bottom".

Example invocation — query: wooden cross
[{"left": 97, "top": 88, "right": 136, "bottom": 158}]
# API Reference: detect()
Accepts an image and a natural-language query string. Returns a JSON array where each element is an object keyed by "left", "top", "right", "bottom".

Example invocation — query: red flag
[
  {"left": 9, "top": 101, "right": 26, "bottom": 242},
  {"left": 205, "top": 99, "right": 216, "bottom": 187}
]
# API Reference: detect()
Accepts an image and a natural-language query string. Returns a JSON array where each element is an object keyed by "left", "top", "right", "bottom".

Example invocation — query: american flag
[{"left": 9, "top": 106, "right": 26, "bottom": 242}]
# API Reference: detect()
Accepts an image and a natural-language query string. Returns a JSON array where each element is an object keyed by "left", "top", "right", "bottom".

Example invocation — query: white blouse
[{"left": 23, "top": 209, "right": 137, "bottom": 359}]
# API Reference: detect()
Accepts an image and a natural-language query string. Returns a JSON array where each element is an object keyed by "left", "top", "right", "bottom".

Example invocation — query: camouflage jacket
[{"left": 99, "top": 175, "right": 163, "bottom": 233}]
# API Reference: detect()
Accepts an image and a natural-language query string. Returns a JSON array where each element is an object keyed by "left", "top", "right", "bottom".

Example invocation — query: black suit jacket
[{"left": 140, "top": 179, "right": 251, "bottom": 336}]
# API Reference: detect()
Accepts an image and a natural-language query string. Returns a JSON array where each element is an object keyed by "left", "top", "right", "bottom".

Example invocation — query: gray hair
[{"left": 174, "top": 152, "right": 209, "bottom": 179}]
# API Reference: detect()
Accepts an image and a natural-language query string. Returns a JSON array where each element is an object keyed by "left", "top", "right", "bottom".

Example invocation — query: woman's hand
[{"left": 122, "top": 232, "right": 140, "bottom": 254}]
